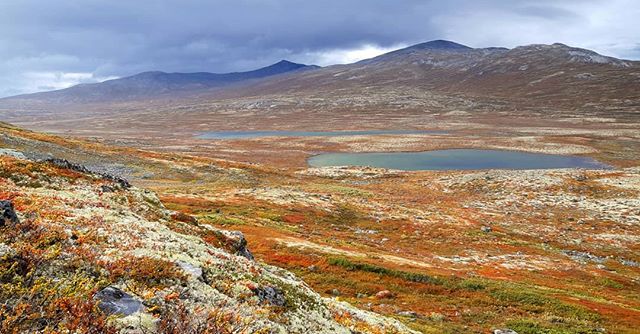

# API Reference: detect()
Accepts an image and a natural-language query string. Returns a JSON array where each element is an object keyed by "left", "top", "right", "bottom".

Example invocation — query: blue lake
[
  {"left": 307, "top": 149, "right": 610, "bottom": 171},
  {"left": 198, "top": 130, "right": 446, "bottom": 139}
]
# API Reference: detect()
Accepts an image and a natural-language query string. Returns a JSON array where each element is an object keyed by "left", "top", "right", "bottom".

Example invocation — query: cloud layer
[{"left": 1, "top": 0, "right": 638, "bottom": 97}]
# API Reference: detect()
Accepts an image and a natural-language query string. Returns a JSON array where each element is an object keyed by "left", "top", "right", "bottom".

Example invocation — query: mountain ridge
[
  {"left": 0, "top": 40, "right": 637, "bottom": 113},
  {"left": 1, "top": 59, "right": 318, "bottom": 103}
]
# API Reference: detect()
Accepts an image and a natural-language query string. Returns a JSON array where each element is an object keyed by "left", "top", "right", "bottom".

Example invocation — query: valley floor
[{"left": 1, "top": 113, "right": 639, "bottom": 333}]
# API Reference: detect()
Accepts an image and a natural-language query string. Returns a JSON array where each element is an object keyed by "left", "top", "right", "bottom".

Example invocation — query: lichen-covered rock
[
  {"left": 94, "top": 287, "right": 144, "bottom": 316},
  {"left": 219, "top": 230, "right": 255, "bottom": 260},
  {"left": 375, "top": 290, "right": 394, "bottom": 299},
  {"left": 494, "top": 329, "right": 519, "bottom": 334},
  {"left": 253, "top": 286, "right": 287, "bottom": 307},
  {"left": 45, "top": 158, "right": 131, "bottom": 189},
  {"left": 0, "top": 148, "right": 26, "bottom": 159},
  {"left": 171, "top": 211, "right": 198, "bottom": 224},
  {"left": 0, "top": 243, "right": 16, "bottom": 259},
  {"left": 177, "top": 260, "right": 204, "bottom": 281},
  {"left": 0, "top": 200, "right": 19, "bottom": 227}
]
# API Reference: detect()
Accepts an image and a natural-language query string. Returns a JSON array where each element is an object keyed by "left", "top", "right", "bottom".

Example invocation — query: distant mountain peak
[
  {"left": 410, "top": 40, "right": 473, "bottom": 51},
  {"left": 263, "top": 60, "right": 308, "bottom": 70},
  {"left": 361, "top": 39, "right": 474, "bottom": 63},
  {"left": 274, "top": 60, "right": 297, "bottom": 65}
]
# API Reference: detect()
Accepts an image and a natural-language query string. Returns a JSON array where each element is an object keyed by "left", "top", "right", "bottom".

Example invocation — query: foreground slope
[
  {"left": 0, "top": 123, "right": 413, "bottom": 333},
  {"left": 1, "top": 122, "right": 639, "bottom": 333}
]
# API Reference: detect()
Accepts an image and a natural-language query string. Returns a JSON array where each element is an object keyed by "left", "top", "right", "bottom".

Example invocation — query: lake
[
  {"left": 307, "top": 149, "right": 610, "bottom": 171},
  {"left": 198, "top": 129, "right": 446, "bottom": 139}
]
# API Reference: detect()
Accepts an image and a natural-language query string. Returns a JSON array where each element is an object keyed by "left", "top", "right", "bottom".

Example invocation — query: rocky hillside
[
  {"left": 218, "top": 41, "right": 639, "bottom": 109},
  {"left": 0, "top": 124, "right": 414, "bottom": 333}
]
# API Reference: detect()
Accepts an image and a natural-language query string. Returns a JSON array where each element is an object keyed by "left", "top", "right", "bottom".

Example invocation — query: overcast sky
[{"left": 0, "top": 0, "right": 638, "bottom": 97}]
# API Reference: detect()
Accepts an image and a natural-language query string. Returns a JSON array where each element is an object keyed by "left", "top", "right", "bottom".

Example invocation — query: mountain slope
[
  {"left": 1, "top": 60, "right": 318, "bottom": 104},
  {"left": 0, "top": 40, "right": 638, "bottom": 137},
  {"left": 216, "top": 41, "right": 638, "bottom": 109}
]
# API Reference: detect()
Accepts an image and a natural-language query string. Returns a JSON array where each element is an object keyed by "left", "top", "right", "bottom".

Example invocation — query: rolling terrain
[
  {"left": 0, "top": 41, "right": 637, "bottom": 168},
  {"left": 0, "top": 120, "right": 638, "bottom": 333},
  {"left": 0, "top": 40, "right": 639, "bottom": 333}
]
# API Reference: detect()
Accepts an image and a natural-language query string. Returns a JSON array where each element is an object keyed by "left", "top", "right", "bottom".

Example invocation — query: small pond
[
  {"left": 198, "top": 129, "right": 446, "bottom": 139},
  {"left": 308, "top": 149, "right": 610, "bottom": 171}
]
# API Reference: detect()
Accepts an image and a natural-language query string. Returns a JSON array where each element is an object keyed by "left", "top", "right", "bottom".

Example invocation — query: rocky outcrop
[
  {"left": 45, "top": 158, "right": 131, "bottom": 189},
  {"left": 219, "top": 230, "right": 255, "bottom": 260},
  {"left": 94, "top": 287, "right": 144, "bottom": 316},
  {"left": 0, "top": 200, "right": 19, "bottom": 227},
  {"left": 253, "top": 286, "right": 287, "bottom": 307}
]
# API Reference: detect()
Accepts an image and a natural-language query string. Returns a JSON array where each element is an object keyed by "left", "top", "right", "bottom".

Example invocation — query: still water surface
[{"left": 308, "top": 149, "right": 609, "bottom": 171}]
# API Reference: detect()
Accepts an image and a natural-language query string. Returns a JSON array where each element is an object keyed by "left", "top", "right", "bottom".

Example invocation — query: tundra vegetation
[{"left": 0, "top": 121, "right": 638, "bottom": 333}]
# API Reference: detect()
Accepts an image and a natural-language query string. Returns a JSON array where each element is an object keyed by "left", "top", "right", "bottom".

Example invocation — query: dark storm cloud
[{"left": 0, "top": 0, "right": 638, "bottom": 97}]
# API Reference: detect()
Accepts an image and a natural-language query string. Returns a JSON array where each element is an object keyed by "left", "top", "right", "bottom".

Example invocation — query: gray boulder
[
  {"left": 254, "top": 286, "right": 286, "bottom": 307},
  {"left": 494, "top": 329, "right": 519, "bottom": 334},
  {"left": 94, "top": 286, "right": 143, "bottom": 316},
  {"left": 220, "top": 230, "right": 254, "bottom": 260},
  {"left": 0, "top": 200, "right": 19, "bottom": 227},
  {"left": 177, "top": 261, "right": 204, "bottom": 281}
]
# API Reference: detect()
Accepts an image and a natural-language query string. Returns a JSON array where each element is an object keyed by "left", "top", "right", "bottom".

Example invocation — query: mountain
[
  {"left": 1, "top": 60, "right": 318, "bottom": 104},
  {"left": 213, "top": 40, "right": 638, "bottom": 109},
  {"left": 0, "top": 40, "right": 638, "bottom": 134},
  {"left": 363, "top": 39, "right": 474, "bottom": 61}
]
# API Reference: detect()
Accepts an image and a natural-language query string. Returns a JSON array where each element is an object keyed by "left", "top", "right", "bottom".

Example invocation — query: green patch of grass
[
  {"left": 457, "top": 278, "right": 487, "bottom": 291},
  {"left": 491, "top": 289, "right": 549, "bottom": 307},
  {"left": 490, "top": 288, "right": 600, "bottom": 322},
  {"left": 199, "top": 214, "right": 246, "bottom": 226},
  {"left": 598, "top": 277, "right": 624, "bottom": 289},
  {"left": 506, "top": 318, "right": 603, "bottom": 334},
  {"left": 327, "top": 257, "right": 446, "bottom": 285}
]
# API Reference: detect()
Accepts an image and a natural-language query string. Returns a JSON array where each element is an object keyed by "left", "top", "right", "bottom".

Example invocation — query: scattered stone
[
  {"left": 0, "top": 200, "right": 19, "bottom": 227},
  {"left": 177, "top": 261, "right": 204, "bottom": 280},
  {"left": 100, "top": 185, "right": 116, "bottom": 193},
  {"left": 494, "top": 329, "right": 519, "bottom": 334},
  {"left": 481, "top": 226, "right": 492, "bottom": 233},
  {"left": 45, "top": 158, "right": 131, "bottom": 189},
  {"left": 94, "top": 287, "right": 143, "bottom": 316},
  {"left": 219, "top": 230, "right": 254, "bottom": 260},
  {"left": 307, "top": 265, "right": 318, "bottom": 272},
  {"left": 397, "top": 311, "right": 418, "bottom": 318},
  {"left": 253, "top": 286, "right": 286, "bottom": 307},
  {"left": 575, "top": 174, "right": 588, "bottom": 182},
  {"left": 171, "top": 211, "right": 198, "bottom": 224},
  {"left": 331, "top": 289, "right": 341, "bottom": 296},
  {"left": 563, "top": 250, "right": 606, "bottom": 264},
  {"left": 356, "top": 293, "right": 368, "bottom": 299},
  {"left": 619, "top": 258, "right": 639, "bottom": 267},
  {"left": 375, "top": 290, "right": 394, "bottom": 299},
  {"left": 0, "top": 148, "right": 26, "bottom": 159},
  {"left": 0, "top": 243, "right": 16, "bottom": 258}
]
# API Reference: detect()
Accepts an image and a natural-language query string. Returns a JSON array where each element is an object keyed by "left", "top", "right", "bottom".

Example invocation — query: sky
[{"left": 0, "top": 0, "right": 638, "bottom": 97}]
